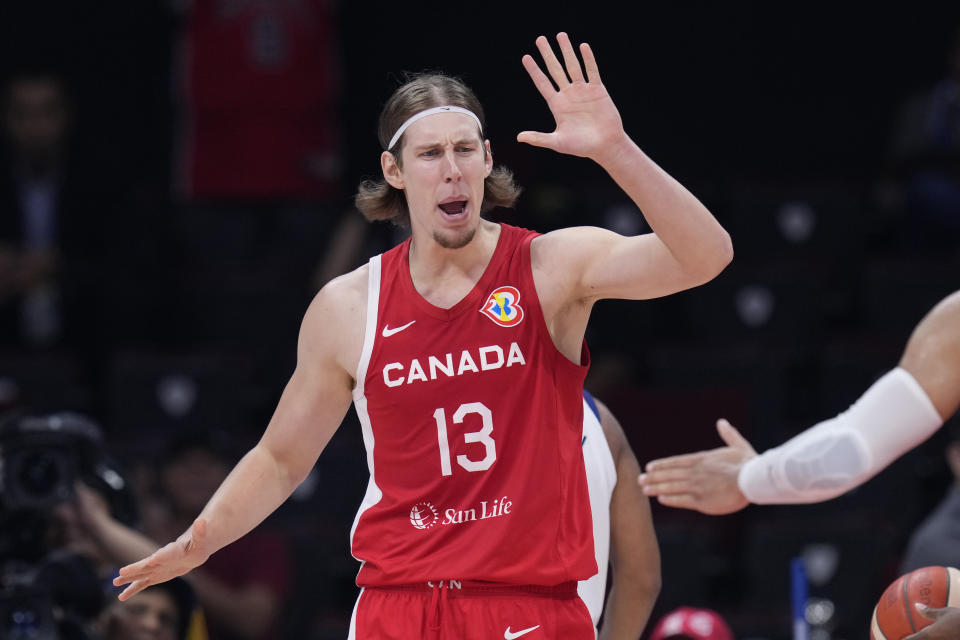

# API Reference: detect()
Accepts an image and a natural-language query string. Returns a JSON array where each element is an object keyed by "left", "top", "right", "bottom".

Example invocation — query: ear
[
  {"left": 483, "top": 140, "right": 493, "bottom": 178},
  {"left": 381, "top": 151, "right": 405, "bottom": 189}
]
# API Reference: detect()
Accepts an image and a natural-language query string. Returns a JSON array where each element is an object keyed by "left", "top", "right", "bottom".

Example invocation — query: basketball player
[
  {"left": 580, "top": 391, "right": 660, "bottom": 639},
  {"left": 114, "top": 32, "right": 732, "bottom": 638},
  {"left": 640, "top": 290, "right": 960, "bottom": 639}
]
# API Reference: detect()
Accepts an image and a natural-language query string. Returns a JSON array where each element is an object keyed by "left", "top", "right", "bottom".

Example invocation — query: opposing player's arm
[
  {"left": 114, "top": 269, "right": 366, "bottom": 599},
  {"left": 899, "top": 289, "right": 960, "bottom": 421},
  {"left": 642, "top": 290, "right": 960, "bottom": 512},
  {"left": 595, "top": 399, "right": 661, "bottom": 640}
]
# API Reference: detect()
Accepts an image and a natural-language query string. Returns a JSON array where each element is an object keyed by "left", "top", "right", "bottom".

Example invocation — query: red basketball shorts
[{"left": 348, "top": 580, "right": 595, "bottom": 639}]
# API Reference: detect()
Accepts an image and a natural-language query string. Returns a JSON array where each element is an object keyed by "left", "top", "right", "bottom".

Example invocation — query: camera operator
[
  {"left": 66, "top": 431, "right": 287, "bottom": 640},
  {"left": 0, "top": 412, "right": 204, "bottom": 640},
  {"left": 0, "top": 411, "right": 125, "bottom": 640}
]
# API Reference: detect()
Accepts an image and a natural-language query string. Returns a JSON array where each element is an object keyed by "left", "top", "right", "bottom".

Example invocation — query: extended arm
[
  {"left": 75, "top": 485, "right": 282, "bottom": 638},
  {"left": 114, "top": 274, "right": 364, "bottom": 599}
]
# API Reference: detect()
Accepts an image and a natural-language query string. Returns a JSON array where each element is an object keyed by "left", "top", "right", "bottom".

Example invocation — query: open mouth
[{"left": 438, "top": 200, "right": 468, "bottom": 217}]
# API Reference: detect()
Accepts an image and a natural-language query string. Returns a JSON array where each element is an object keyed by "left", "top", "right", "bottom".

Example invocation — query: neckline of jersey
[{"left": 398, "top": 223, "right": 512, "bottom": 321}]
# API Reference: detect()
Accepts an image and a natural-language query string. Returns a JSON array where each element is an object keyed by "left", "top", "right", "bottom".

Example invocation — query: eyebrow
[{"left": 413, "top": 138, "right": 480, "bottom": 150}]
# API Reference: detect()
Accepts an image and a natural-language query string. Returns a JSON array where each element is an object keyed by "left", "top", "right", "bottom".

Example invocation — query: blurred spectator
[
  {"left": 141, "top": 431, "right": 291, "bottom": 640},
  {"left": 97, "top": 580, "right": 202, "bottom": 640},
  {"left": 885, "top": 25, "right": 960, "bottom": 246},
  {"left": 900, "top": 423, "right": 960, "bottom": 573},
  {"left": 0, "top": 68, "right": 109, "bottom": 351},
  {"left": 66, "top": 481, "right": 210, "bottom": 640},
  {"left": 648, "top": 606, "right": 735, "bottom": 640}
]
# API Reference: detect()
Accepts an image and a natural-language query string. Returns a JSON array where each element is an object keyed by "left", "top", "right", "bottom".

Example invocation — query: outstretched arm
[
  {"left": 595, "top": 400, "right": 660, "bottom": 640},
  {"left": 522, "top": 33, "right": 732, "bottom": 303},
  {"left": 114, "top": 275, "right": 363, "bottom": 599},
  {"left": 640, "top": 290, "right": 960, "bottom": 513}
]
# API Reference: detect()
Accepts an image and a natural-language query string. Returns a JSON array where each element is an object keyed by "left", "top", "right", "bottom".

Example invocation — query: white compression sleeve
[{"left": 738, "top": 368, "right": 944, "bottom": 504}]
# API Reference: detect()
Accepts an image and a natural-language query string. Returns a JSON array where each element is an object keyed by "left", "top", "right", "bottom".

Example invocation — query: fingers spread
[
  {"left": 521, "top": 54, "right": 556, "bottom": 102},
  {"left": 118, "top": 578, "right": 151, "bottom": 602},
  {"left": 535, "top": 35, "right": 570, "bottom": 89},
  {"left": 579, "top": 42, "right": 601, "bottom": 83},
  {"left": 716, "top": 419, "right": 748, "bottom": 446},
  {"left": 556, "top": 32, "right": 584, "bottom": 83},
  {"left": 117, "top": 558, "right": 154, "bottom": 580}
]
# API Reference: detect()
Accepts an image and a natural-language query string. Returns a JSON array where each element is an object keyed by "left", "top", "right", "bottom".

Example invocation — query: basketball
[{"left": 870, "top": 566, "right": 960, "bottom": 639}]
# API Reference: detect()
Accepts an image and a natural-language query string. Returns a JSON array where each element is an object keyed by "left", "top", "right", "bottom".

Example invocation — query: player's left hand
[
  {"left": 518, "top": 32, "right": 628, "bottom": 165},
  {"left": 639, "top": 419, "right": 756, "bottom": 515},
  {"left": 113, "top": 517, "right": 211, "bottom": 601},
  {"left": 905, "top": 604, "right": 960, "bottom": 639}
]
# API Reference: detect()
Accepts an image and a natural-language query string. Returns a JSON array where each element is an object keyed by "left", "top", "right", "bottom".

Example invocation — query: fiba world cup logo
[
  {"left": 480, "top": 285, "right": 524, "bottom": 327},
  {"left": 409, "top": 502, "right": 439, "bottom": 530}
]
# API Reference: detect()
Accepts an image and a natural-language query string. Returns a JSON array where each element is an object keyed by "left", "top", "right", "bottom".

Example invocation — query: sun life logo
[
  {"left": 409, "top": 502, "right": 439, "bottom": 530},
  {"left": 480, "top": 286, "right": 524, "bottom": 327}
]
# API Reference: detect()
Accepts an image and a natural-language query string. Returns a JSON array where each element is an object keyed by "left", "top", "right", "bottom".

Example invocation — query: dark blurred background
[{"left": 1, "top": 2, "right": 959, "bottom": 639}]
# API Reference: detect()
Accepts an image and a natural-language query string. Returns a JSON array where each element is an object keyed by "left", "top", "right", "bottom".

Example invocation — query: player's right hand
[
  {"left": 905, "top": 605, "right": 960, "bottom": 639},
  {"left": 638, "top": 419, "right": 756, "bottom": 515},
  {"left": 113, "top": 517, "right": 210, "bottom": 600}
]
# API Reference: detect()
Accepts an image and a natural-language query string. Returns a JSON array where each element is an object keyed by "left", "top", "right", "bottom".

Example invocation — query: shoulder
[
  {"left": 300, "top": 263, "right": 369, "bottom": 376},
  {"left": 530, "top": 226, "right": 613, "bottom": 263},
  {"left": 529, "top": 226, "right": 614, "bottom": 303},
  {"left": 304, "top": 264, "right": 368, "bottom": 328}
]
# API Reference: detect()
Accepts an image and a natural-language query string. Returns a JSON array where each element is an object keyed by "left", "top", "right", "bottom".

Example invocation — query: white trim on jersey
[
  {"left": 350, "top": 256, "right": 384, "bottom": 569},
  {"left": 347, "top": 587, "right": 365, "bottom": 640},
  {"left": 577, "top": 396, "right": 618, "bottom": 627}
]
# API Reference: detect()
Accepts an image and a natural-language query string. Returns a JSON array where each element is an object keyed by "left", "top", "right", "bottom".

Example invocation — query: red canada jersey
[{"left": 350, "top": 224, "right": 597, "bottom": 587}]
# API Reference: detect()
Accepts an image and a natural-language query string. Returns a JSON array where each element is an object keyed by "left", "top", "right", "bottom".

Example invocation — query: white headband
[{"left": 387, "top": 105, "right": 483, "bottom": 151}]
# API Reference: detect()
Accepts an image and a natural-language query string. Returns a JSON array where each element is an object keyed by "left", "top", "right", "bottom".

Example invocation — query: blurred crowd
[{"left": 1, "top": 2, "right": 960, "bottom": 639}]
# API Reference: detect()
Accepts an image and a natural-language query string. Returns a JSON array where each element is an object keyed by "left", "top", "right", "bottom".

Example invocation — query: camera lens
[
  {"left": 17, "top": 452, "right": 62, "bottom": 499},
  {"left": 6, "top": 448, "right": 71, "bottom": 508}
]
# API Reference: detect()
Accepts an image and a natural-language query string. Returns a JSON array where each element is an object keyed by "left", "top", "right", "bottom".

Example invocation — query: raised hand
[
  {"left": 112, "top": 518, "right": 211, "bottom": 600},
  {"left": 518, "top": 32, "right": 628, "bottom": 165},
  {"left": 639, "top": 419, "right": 757, "bottom": 515}
]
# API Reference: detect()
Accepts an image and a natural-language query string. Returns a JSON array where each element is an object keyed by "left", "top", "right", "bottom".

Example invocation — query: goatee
[{"left": 433, "top": 227, "right": 476, "bottom": 250}]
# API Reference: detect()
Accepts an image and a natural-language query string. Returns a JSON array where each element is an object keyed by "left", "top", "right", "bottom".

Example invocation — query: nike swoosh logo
[
  {"left": 504, "top": 625, "right": 540, "bottom": 639},
  {"left": 382, "top": 320, "right": 416, "bottom": 337}
]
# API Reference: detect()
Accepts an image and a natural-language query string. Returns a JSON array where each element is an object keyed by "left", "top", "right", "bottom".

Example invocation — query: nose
[{"left": 442, "top": 151, "right": 462, "bottom": 183}]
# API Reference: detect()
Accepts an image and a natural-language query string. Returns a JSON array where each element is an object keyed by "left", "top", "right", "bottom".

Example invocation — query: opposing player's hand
[
  {"left": 905, "top": 604, "right": 960, "bottom": 639},
  {"left": 639, "top": 419, "right": 756, "bottom": 515},
  {"left": 112, "top": 518, "right": 210, "bottom": 600},
  {"left": 518, "top": 32, "right": 627, "bottom": 165}
]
